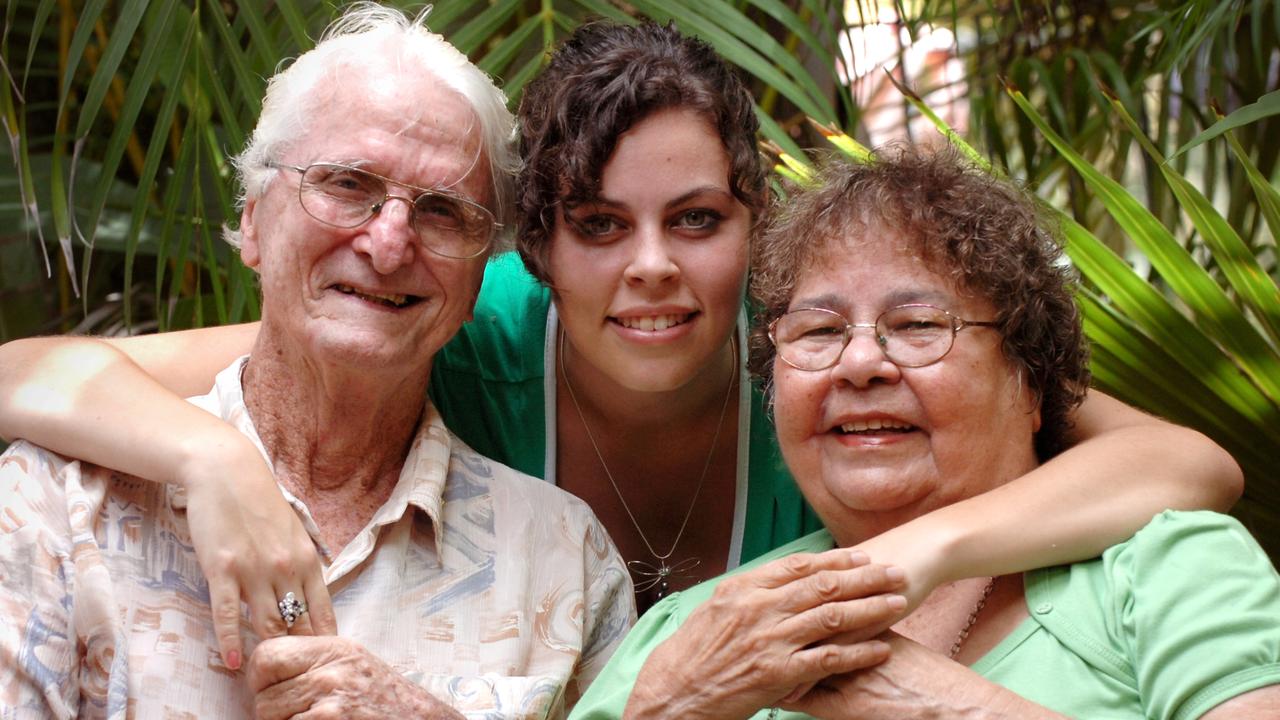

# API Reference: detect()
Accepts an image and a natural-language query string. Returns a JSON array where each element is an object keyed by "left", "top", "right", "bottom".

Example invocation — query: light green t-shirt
[
  {"left": 428, "top": 252, "right": 823, "bottom": 567},
  {"left": 571, "top": 511, "right": 1280, "bottom": 719}
]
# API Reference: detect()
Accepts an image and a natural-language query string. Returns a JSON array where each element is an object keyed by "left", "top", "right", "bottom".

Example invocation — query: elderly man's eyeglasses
[
  {"left": 267, "top": 162, "right": 498, "bottom": 260},
  {"left": 769, "top": 304, "right": 999, "bottom": 371}
]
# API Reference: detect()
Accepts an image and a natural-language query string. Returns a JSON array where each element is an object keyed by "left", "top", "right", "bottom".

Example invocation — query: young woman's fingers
[
  {"left": 301, "top": 571, "right": 337, "bottom": 636},
  {"left": 248, "top": 578, "right": 293, "bottom": 640},
  {"left": 207, "top": 575, "right": 246, "bottom": 670}
]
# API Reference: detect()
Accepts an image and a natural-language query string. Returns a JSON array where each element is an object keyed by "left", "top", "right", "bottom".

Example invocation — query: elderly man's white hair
[{"left": 224, "top": 2, "right": 518, "bottom": 250}]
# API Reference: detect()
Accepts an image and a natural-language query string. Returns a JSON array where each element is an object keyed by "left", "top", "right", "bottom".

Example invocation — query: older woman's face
[{"left": 771, "top": 230, "right": 1041, "bottom": 546}]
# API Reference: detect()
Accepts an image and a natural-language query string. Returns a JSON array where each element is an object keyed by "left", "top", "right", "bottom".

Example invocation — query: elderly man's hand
[
  {"left": 780, "top": 632, "right": 1069, "bottom": 720},
  {"left": 247, "top": 636, "right": 463, "bottom": 720},
  {"left": 623, "top": 549, "right": 908, "bottom": 720}
]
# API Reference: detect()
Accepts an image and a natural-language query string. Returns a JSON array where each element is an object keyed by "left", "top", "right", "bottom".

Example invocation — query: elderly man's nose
[
  {"left": 355, "top": 197, "right": 416, "bottom": 273},
  {"left": 829, "top": 328, "right": 899, "bottom": 387}
]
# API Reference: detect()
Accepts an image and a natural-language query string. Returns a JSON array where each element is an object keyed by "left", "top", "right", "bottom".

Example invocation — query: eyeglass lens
[
  {"left": 297, "top": 164, "right": 491, "bottom": 259},
  {"left": 773, "top": 305, "right": 958, "bottom": 370}
]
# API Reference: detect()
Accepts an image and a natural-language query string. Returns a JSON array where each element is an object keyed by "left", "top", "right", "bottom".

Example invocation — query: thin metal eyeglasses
[
  {"left": 266, "top": 161, "right": 499, "bottom": 260},
  {"left": 768, "top": 304, "right": 999, "bottom": 371}
]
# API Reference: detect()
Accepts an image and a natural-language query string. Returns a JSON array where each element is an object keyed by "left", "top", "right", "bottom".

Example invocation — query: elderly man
[{"left": 0, "top": 6, "right": 631, "bottom": 719}]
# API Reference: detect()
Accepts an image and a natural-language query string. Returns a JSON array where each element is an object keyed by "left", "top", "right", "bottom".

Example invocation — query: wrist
[
  {"left": 855, "top": 512, "right": 967, "bottom": 608},
  {"left": 625, "top": 661, "right": 725, "bottom": 720},
  {"left": 173, "top": 423, "right": 266, "bottom": 490}
]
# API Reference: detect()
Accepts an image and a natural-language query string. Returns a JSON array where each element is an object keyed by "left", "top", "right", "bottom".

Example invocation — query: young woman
[{"left": 0, "top": 21, "right": 1240, "bottom": 673}]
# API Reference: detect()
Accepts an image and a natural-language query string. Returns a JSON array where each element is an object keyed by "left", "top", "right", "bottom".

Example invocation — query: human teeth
[
  {"left": 618, "top": 313, "right": 690, "bottom": 331},
  {"left": 840, "top": 419, "right": 912, "bottom": 432},
  {"left": 334, "top": 284, "right": 410, "bottom": 307}
]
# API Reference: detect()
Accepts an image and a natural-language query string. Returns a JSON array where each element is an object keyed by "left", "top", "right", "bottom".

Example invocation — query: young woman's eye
[
  {"left": 673, "top": 209, "right": 722, "bottom": 232},
  {"left": 570, "top": 214, "right": 622, "bottom": 237}
]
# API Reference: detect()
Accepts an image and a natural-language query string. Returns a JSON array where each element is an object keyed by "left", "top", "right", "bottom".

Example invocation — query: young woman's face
[{"left": 547, "top": 107, "right": 751, "bottom": 393}]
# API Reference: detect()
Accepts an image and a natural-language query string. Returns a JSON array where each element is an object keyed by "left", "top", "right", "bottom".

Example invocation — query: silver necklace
[{"left": 559, "top": 330, "right": 736, "bottom": 605}]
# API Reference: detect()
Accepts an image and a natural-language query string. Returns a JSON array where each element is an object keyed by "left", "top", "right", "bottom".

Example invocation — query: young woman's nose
[{"left": 623, "top": 225, "right": 679, "bottom": 286}]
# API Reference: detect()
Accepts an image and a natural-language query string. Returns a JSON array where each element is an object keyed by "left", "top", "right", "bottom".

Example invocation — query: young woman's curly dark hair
[
  {"left": 514, "top": 20, "right": 767, "bottom": 285},
  {"left": 749, "top": 145, "right": 1091, "bottom": 458}
]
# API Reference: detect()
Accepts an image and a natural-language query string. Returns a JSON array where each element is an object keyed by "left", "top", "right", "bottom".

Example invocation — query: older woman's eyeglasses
[
  {"left": 266, "top": 162, "right": 499, "bottom": 259},
  {"left": 769, "top": 305, "right": 999, "bottom": 371}
]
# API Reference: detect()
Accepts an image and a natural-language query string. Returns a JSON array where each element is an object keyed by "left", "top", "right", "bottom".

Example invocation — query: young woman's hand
[{"left": 178, "top": 432, "right": 337, "bottom": 670}]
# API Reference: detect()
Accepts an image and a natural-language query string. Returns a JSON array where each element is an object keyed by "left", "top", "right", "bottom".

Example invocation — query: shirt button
[{"left": 1035, "top": 602, "right": 1054, "bottom": 615}]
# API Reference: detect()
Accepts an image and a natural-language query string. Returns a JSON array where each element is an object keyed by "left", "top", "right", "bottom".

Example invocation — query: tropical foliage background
[{"left": 2, "top": 0, "right": 1277, "bottom": 555}]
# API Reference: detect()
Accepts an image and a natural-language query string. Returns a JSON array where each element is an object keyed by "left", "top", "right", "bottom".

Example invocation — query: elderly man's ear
[{"left": 240, "top": 198, "right": 262, "bottom": 270}]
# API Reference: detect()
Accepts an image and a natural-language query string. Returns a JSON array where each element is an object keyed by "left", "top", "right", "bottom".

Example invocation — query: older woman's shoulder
[{"left": 1016, "top": 510, "right": 1280, "bottom": 719}]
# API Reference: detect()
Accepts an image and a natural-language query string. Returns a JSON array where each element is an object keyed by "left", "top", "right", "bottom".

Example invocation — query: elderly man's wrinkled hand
[
  {"left": 623, "top": 548, "right": 908, "bottom": 720},
  {"left": 247, "top": 636, "right": 463, "bottom": 720}
]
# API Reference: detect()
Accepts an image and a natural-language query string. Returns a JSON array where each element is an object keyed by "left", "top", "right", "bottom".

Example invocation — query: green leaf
[
  {"left": 1104, "top": 92, "right": 1280, "bottom": 349},
  {"left": 73, "top": 0, "right": 148, "bottom": 140},
  {"left": 448, "top": 0, "right": 521, "bottom": 56},
  {"left": 1007, "top": 84, "right": 1280, "bottom": 404},
  {"left": 628, "top": 0, "right": 835, "bottom": 123},
  {"left": 1222, "top": 127, "right": 1280, "bottom": 249},
  {"left": 1173, "top": 89, "right": 1280, "bottom": 157}
]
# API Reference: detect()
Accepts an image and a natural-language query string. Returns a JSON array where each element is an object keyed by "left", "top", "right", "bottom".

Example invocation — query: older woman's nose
[
  {"left": 828, "top": 328, "right": 901, "bottom": 387},
  {"left": 623, "top": 226, "right": 679, "bottom": 286},
  {"left": 354, "top": 197, "right": 417, "bottom": 274}
]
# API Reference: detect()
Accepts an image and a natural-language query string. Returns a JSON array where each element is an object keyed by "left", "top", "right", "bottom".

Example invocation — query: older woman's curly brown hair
[
  {"left": 514, "top": 20, "right": 767, "bottom": 285},
  {"left": 749, "top": 145, "right": 1090, "bottom": 458}
]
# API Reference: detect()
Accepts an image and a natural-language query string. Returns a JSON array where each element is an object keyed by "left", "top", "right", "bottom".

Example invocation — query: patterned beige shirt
[{"left": 0, "top": 359, "right": 634, "bottom": 719}]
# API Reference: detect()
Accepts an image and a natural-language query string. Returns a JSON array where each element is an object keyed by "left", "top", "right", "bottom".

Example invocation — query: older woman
[{"left": 571, "top": 147, "right": 1280, "bottom": 719}]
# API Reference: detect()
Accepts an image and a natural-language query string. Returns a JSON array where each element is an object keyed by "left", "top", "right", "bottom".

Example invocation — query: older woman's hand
[
  {"left": 781, "top": 632, "right": 1069, "bottom": 720},
  {"left": 179, "top": 436, "right": 337, "bottom": 670},
  {"left": 623, "top": 549, "right": 908, "bottom": 720}
]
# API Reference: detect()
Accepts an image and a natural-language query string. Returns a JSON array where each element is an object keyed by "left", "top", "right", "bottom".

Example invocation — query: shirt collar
[{"left": 181, "top": 356, "right": 451, "bottom": 577}]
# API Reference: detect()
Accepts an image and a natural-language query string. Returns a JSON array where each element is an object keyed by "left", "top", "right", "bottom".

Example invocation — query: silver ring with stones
[{"left": 278, "top": 591, "right": 308, "bottom": 628}]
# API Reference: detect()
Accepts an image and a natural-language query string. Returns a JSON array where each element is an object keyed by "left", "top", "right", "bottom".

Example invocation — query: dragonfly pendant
[{"left": 628, "top": 556, "right": 702, "bottom": 602}]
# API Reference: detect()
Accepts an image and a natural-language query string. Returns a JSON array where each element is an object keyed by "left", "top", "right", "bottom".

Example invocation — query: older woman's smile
[{"left": 834, "top": 417, "right": 916, "bottom": 434}]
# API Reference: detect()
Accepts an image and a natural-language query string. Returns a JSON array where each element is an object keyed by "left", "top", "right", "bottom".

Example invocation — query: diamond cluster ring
[{"left": 277, "top": 591, "right": 308, "bottom": 628}]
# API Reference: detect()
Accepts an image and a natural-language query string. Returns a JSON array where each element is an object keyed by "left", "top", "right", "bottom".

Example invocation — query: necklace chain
[
  {"left": 559, "top": 330, "right": 736, "bottom": 592},
  {"left": 948, "top": 576, "right": 996, "bottom": 659}
]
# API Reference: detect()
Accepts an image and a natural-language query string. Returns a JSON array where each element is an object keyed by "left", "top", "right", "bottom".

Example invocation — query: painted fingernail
[
  {"left": 886, "top": 594, "right": 907, "bottom": 610},
  {"left": 885, "top": 566, "right": 906, "bottom": 582},
  {"left": 226, "top": 650, "right": 241, "bottom": 670}
]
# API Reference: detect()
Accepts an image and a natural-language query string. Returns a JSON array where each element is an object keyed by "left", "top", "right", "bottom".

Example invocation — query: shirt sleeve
[
  {"left": 1108, "top": 510, "right": 1280, "bottom": 720},
  {"left": 571, "top": 513, "right": 637, "bottom": 695},
  {"left": 567, "top": 593, "right": 690, "bottom": 720},
  {"left": 0, "top": 443, "right": 80, "bottom": 719}
]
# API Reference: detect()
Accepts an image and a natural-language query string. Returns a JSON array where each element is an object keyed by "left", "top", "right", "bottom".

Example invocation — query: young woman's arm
[
  {"left": 0, "top": 325, "right": 338, "bottom": 671},
  {"left": 857, "top": 389, "right": 1243, "bottom": 608}
]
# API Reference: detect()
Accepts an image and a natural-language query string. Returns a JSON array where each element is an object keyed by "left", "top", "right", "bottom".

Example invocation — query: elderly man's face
[
  {"left": 239, "top": 69, "right": 490, "bottom": 375},
  {"left": 771, "top": 229, "right": 1041, "bottom": 546}
]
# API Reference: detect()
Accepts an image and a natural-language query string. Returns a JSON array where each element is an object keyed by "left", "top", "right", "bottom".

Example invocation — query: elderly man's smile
[{"left": 329, "top": 283, "right": 423, "bottom": 309}]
